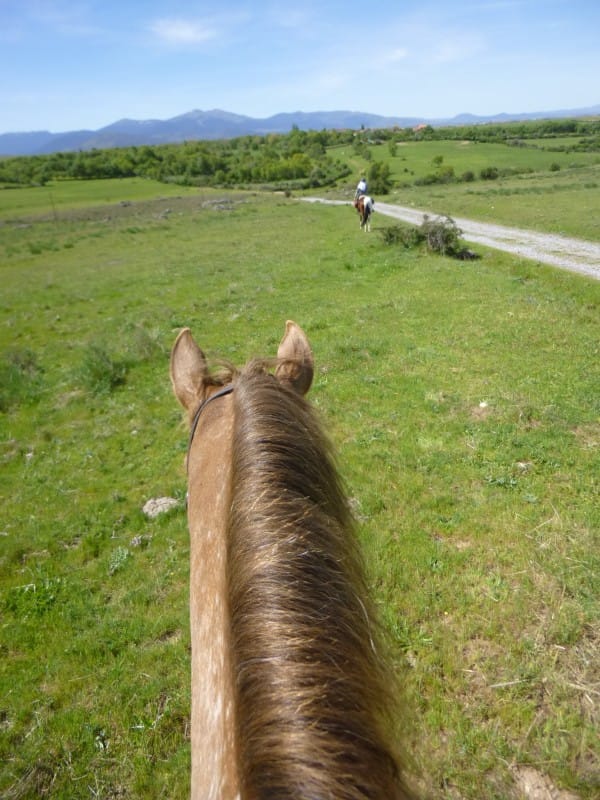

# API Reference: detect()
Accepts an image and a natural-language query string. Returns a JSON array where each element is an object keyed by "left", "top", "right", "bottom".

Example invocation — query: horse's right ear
[
  {"left": 170, "top": 328, "right": 209, "bottom": 413},
  {"left": 275, "top": 320, "right": 314, "bottom": 395}
]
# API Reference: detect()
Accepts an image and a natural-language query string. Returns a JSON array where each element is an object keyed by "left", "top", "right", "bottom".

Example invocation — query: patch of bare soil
[{"left": 512, "top": 766, "right": 580, "bottom": 800}]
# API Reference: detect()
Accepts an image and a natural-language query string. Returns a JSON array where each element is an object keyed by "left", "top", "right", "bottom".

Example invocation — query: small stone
[{"left": 142, "top": 497, "right": 179, "bottom": 518}]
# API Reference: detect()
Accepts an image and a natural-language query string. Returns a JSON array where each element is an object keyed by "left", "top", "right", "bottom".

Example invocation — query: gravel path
[{"left": 303, "top": 198, "right": 600, "bottom": 281}]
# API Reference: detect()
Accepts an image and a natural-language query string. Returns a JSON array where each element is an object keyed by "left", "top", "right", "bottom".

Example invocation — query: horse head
[{"left": 170, "top": 321, "right": 413, "bottom": 800}]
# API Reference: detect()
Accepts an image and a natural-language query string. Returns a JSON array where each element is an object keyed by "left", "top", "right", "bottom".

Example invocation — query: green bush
[
  {"left": 368, "top": 160, "right": 393, "bottom": 194},
  {"left": 480, "top": 166, "right": 499, "bottom": 180},
  {"left": 421, "top": 214, "right": 463, "bottom": 255},
  {"left": 414, "top": 166, "right": 456, "bottom": 186},
  {"left": 0, "top": 348, "right": 44, "bottom": 411},
  {"left": 414, "top": 173, "right": 440, "bottom": 186},
  {"left": 76, "top": 343, "right": 128, "bottom": 394},
  {"left": 378, "top": 223, "right": 423, "bottom": 248},
  {"left": 379, "top": 216, "right": 480, "bottom": 261}
]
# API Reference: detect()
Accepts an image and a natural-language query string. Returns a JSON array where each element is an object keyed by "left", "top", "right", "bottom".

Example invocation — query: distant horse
[
  {"left": 354, "top": 194, "right": 374, "bottom": 231},
  {"left": 171, "top": 321, "right": 414, "bottom": 800}
]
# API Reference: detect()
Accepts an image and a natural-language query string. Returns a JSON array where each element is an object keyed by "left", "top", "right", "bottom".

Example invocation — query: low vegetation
[
  {"left": 0, "top": 156, "right": 598, "bottom": 798},
  {"left": 379, "top": 216, "right": 480, "bottom": 260}
]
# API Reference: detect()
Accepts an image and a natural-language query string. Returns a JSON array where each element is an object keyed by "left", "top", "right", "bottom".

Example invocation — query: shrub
[
  {"left": 130, "top": 325, "right": 166, "bottom": 362},
  {"left": 368, "top": 161, "right": 393, "bottom": 194},
  {"left": 461, "top": 170, "right": 475, "bottom": 182},
  {"left": 421, "top": 215, "right": 463, "bottom": 255},
  {"left": 378, "top": 223, "right": 423, "bottom": 248},
  {"left": 480, "top": 166, "right": 499, "bottom": 180},
  {"left": 436, "top": 165, "right": 455, "bottom": 183},
  {"left": 379, "top": 216, "right": 480, "bottom": 261},
  {"left": 77, "top": 343, "right": 128, "bottom": 394},
  {"left": 421, "top": 216, "right": 481, "bottom": 260},
  {"left": 414, "top": 174, "right": 438, "bottom": 186},
  {"left": 414, "top": 166, "right": 455, "bottom": 186},
  {"left": 0, "top": 348, "right": 44, "bottom": 411},
  {"left": 309, "top": 167, "right": 325, "bottom": 187}
]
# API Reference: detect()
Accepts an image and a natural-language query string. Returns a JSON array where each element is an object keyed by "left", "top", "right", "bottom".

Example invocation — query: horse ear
[
  {"left": 170, "top": 328, "right": 209, "bottom": 412},
  {"left": 275, "top": 320, "right": 314, "bottom": 395}
]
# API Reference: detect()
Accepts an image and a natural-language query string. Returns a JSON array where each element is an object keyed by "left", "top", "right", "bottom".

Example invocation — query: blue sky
[{"left": 1, "top": 0, "right": 599, "bottom": 133}]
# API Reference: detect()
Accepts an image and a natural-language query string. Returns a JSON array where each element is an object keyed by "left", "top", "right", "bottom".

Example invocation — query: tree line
[
  {"left": 1, "top": 117, "right": 598, "bottom": 191},
  {"left": 0, "top": 128, "right": 355, "bottom": 190}
]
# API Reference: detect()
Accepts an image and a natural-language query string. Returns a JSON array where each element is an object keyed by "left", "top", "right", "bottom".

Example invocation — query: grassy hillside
[{"left": 1, "top": 180, "right": 598, "bottom": 799}]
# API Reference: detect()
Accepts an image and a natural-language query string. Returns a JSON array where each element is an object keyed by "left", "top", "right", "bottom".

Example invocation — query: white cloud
[
  {"left": 381, "top": 47, "right": 409, "bottom": 65},
  {"left": 149, "top": 18, "right": 217, "bottom": 46}
]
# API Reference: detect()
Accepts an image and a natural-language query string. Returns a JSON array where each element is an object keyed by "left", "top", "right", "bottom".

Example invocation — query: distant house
[{"left": 413, "top": 123, "right": 428, "bottom": 132}]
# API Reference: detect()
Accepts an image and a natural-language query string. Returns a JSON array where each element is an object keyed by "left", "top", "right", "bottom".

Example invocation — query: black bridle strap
[{"left": 187, "top": 384, "right": 234, "bottom": 461}]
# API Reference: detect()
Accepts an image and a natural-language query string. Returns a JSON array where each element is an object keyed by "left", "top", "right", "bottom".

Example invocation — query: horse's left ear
[
  {"left": 275, "top": 320, "right": 314, "bottom": 395},
  {"left": 170, "top": 328, "right": 209, "bottom": 413}
]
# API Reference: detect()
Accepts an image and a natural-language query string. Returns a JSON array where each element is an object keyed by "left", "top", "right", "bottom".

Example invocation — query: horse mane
[{"left": 226, "top": 360, "right": 413, "bottom": 799}]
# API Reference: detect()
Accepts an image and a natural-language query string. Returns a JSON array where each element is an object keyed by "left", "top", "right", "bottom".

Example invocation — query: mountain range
[{"left": 2, "top": 105, "right": 599, "bottom": 157}]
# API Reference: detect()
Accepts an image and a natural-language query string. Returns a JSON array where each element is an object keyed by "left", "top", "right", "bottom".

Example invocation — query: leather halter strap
[{"left": 187, "top": 384, "right": 234, "bottom": 465}]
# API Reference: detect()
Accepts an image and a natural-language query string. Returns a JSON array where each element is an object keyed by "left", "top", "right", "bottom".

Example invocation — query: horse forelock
[{"left": 225, "top": 365, "right": 413, "bottom": 799}]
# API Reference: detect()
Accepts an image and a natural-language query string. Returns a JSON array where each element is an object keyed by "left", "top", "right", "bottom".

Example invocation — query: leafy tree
[{"left": 368, "top": 161, "right": 392, "bottom": 194}]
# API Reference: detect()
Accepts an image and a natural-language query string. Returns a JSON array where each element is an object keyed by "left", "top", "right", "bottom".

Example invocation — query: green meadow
[
  {"left": 1, "top": 178, "right": 598, "bottom": 799},
  {"left": 0, "top": 178, "right": 199, "bottom": 219},
  {"left": 332, "top": 139, "right": 600, "bottom": 241}
]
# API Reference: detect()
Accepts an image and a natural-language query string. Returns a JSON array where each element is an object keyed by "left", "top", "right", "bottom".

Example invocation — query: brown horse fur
[
  {"left": 171, "top": 321, "right": 414, "bottom": 800},
  {"left": 354, "top": 195, "right": 373, "bottom": 231}
]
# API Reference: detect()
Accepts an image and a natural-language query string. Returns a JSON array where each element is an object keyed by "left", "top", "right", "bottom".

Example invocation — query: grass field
[
  {"left": 0, "top": 178, "right": 199, "bottom": 219},
  {"left": 1, "top": 179, "right": 598, "bottom": 799},
  {"left": 328, "top": 140, "right": 600, "bottom": 241}
]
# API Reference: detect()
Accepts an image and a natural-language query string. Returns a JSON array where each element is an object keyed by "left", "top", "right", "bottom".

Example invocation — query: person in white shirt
[{"left": 354, "top": 177, "right": 367, "bottom": 200}]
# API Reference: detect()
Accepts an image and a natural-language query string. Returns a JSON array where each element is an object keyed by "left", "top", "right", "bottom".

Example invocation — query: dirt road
[{"left": 303, "top": 198, "right": 600, "bottom": 281}]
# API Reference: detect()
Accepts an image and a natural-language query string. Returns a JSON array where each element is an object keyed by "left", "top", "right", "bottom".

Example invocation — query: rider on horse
[{"left": 354, "top": 176, "right": 367, "bottom": 202}]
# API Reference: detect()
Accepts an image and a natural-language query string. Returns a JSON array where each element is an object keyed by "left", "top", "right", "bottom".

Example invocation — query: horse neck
[
  {"left": 226, "top": 369, "right": 412, "bottom": 799},
  {"left": 187, "top": 393, "right": 240, "bottom": 800}
]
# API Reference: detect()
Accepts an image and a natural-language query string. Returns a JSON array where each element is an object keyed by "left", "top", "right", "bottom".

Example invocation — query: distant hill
[{"left": 2, "top": 105, "right": 599, "bottom": 157}]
